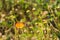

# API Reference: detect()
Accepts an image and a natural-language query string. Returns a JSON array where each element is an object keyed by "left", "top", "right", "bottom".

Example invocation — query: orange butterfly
[{"left": 15, "top": 22, "right": 24, "bottom": 29}]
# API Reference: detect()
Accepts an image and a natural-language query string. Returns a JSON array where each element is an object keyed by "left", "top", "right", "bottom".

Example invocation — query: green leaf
[
  {"left": 7, "top": 20, "right": 13, "bottom": 28},
  {"left": 19, "top": 0, "right": 24, "bottom": 3},
  {"left": 36, "top": 0, "right": 41, "bottom": 4},
  {"left": 33, "top": 9, "right": 39, "bottom": 16},
  {"left": 1, "top": 21, "right": 7, "bottom": 26},
  {"left": 25, "top": 4, "right": 29, "bottom": 9},
  {"left": 56, "top": 12, "right": 60, "bottom": 16},
  {"left": 0, "top": 1, "right": 2, "bottom": 9},
  {"left": 6, "top": 36, "right": 10, "bottom": 40}
]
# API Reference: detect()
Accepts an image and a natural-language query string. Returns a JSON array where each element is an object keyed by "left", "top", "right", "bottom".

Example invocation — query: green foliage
[{"left": 0, "top": 0, "right": 60, "bottom": 40}]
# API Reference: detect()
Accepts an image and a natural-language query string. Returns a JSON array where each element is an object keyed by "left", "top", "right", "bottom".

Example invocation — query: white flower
[
  {"left": 32, "top": 8, "right": 36, "bottom": 10},
  {"left": 26, "top": 10, "right": 30, "bottom": 13},
  {"left": 1, "top": 14, "right": 5, "bottom": 17}
]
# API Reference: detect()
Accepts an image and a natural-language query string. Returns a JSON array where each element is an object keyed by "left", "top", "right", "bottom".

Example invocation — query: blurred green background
[{"left": 0, "top": 0, "right": 60, "bottom": 40}]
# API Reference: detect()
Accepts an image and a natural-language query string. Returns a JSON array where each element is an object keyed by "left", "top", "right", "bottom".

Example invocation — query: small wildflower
[
  {"left": 26, "top": 10, "right": 30, "bottom": 13},
  {"left": 10, "top": 11, "right": 13, "bottom": 14},
  {"left": 29, "top": 26, "right": 33, "bottom": 29},
  {"left": 1, "top": 14, "right": 5, "bottom": 18},
  {"left": 42, "top": 11, "right": 48, "bottom": 16},
  {"left": 10, "top": 38, "right": 14, "bottom": 40},
  {"left": 43, "top": 19, "right": 47, "bottom": 23},
  {"left": 15, "top": 22, "right": 24, "bottom": 29},
  {"left": 24, "top": 29, "right": 27, "bottom": 33},
  {"left": 15, "top": 8, "right": 18, "bottom": 11},
  {"left": 43, "top": 29, "right": 47, "bottom": 34},
  {"left": 32, "top": 8, "right": 36, "bottom": 11}
]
